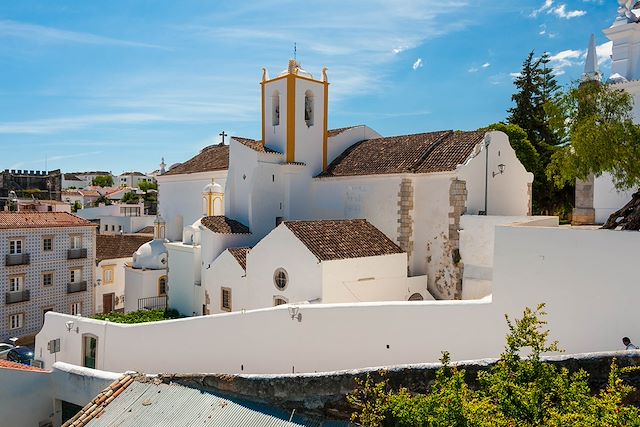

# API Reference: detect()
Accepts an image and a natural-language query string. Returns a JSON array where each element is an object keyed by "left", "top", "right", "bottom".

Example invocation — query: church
[{"left": 142, "top": 58, "right": 533, "bottom": 317}]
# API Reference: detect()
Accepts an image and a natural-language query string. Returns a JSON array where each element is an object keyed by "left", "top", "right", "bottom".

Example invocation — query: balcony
[
  {"left": 138, "top": 295, "right": 167, "bottom": 311},
  {"left": 67, "top": 248, "right": 88, "bottom": 260},
  {"left": 5, "top": 253, "right": 30, "bottom": 266},
  {"left": 6, "top": 290, "right": 30, "bottom": 304},
  {"left": 67, "top": 281, "right": 87, "bottom": 294}
]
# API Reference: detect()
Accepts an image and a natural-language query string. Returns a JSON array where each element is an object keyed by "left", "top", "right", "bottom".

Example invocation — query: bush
[
  {"left": 92, "top": 308, "right": 182, "bottom": 324},
  {"left": 348, "top": 304, "right": 640, "bottom": 426}
]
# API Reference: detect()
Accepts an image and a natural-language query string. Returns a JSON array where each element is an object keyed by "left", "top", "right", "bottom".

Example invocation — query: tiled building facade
[{"left": 0, "top": 212, "right": 96, "bottom": 342}]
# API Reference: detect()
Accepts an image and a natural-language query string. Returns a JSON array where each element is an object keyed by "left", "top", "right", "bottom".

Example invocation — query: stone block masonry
[
  {"left": 396, "top": 178, "right": 414, "bottom": 268},
  {"left": 447, "top": 179, "right": 467, "bottom": 299}
]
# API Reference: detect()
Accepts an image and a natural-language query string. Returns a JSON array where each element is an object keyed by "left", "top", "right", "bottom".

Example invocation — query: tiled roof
[
  {"left": 0, "top": 359, "right": 47, "bottom": 372},
  {"left": 96, "top": 235, "right": 152, "bottom": 262},
  {"left": 119, "top": 171, "right": 146, "bottom": 176},
  {"left": 201, "top": 216, "right": 250, "bottom": 234},
  {"left": 228, "top": 247, "right": 250, "bottom": 270},
  {"left": 319, "top": 130, "right": 485, "bottom": 177},
  {"left": 163, "top": 143, "right": 229, "bottom": 175},
  {"left": 0, "top": 212, "right": 94, "bottom": 229},
  {"left": 64, "top": 374, "right": 314, "bottom": 427},
  {"left": 79, "top": 190, "right": 101, "bottom": 197},
  {"left": 136, "top": 226, "right": 155, "bottom": 234},
  {"left": 284, "top": 219, "right": 403, "bottom": 261},
  {"left": 327, "top": 125, "right": 361, "bottom": 137},
  {"left": 232, "top": 136, "right": 281, "bottom": 154}
]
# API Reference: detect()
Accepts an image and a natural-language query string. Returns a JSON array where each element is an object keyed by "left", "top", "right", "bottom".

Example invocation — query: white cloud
[
  {"left": 596, "top": 41, "right": 613, "bottom": 65},
  {"left": 482, "top": 62, "right": 490, "bottom": 68},
  {"left": 0, "top": 20, "right": 166, "bottom": 49},
  {"left": 468, "top": 67, "right": 479, "bottom": 73},
  {"left": 0, "top": 113, "right": 169, "bottom": 134},
  {"left": 510, "top": 72, "right": 522, "bottom": 78},
  {"left": 551, "top": 4, "right": 586, "bottom": 19},
  {"left": 412, "top": 58, "right": 423, "bottom": 70},
  {"left": 548, "top": 49, "right": 583, "bottom": 75},
  {"left": 531, "top": 0, "right": 554, "bottom": 17}
]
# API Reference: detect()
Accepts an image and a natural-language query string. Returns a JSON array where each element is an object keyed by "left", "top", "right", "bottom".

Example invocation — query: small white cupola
[
  {"left": 154, "top": 213, "right": 166, "bottom": 240},
  {"left": 202, "top": 180, "right": 224, "bottom": 217}
]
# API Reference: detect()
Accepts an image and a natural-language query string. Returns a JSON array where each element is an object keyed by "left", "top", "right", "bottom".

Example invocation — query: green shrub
[{"left": 92, "top": 308, "right": 182, "bottom": 324}]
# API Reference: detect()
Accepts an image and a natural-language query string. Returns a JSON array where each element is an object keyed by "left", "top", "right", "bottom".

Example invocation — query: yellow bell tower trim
[
  {"left": 322, "top": 67, "right": 329, "bottom": 170},
  {"left": 286, "top": 73, "right": 296, "bottom": 163},
  {"left": 261, "top": 68, "right": 267, "bottom": 146}
]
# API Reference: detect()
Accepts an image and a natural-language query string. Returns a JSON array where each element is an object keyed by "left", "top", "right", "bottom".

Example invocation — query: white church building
[{"left": 143, "top": 58, "right": 533, "bottom": 317}]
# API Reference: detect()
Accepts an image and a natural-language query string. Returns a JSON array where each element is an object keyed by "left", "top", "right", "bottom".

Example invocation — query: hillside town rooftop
[{"left": 0, "top": 212, "right": 94, "bottom": 229}]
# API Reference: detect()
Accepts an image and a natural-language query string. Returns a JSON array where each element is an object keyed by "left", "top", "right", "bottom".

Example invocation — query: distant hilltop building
[{"left": 0, "top": 169, "right": 62, "bottom": 210}]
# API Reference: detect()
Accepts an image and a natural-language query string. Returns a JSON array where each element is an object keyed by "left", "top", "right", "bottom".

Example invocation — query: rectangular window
[
  {"left": 221, "top": 287, "right": 232, "bottom": 312},
  {"left": 42, "top": 272, "right": 53, "bottom": 287},
  {"left": 9, "top": 276, "right": 24, "bottom": 292},
  {"left": 71, "top": 302, "right": 82, "bottom": 316},
  {"left": 104, "top": 224, "right": 108, "bottom": 231},
  {"left": 43, "top": 237, "right": 53, "bottom": 252},
  {"left": 111, "top": 225, "right": 115, "bottom": 231},
  {"left": 71, "top": 235, "right": 82, "bottom": 249},
  {"left": 9, "top": 239, "right": 22, "bottom": 255},
  {"left": 118, "top": 225, "right": 122, "bottom": 232},
  {"left": 70, "top": 268, "right": 82, "bottom": 283},
  {"left": 103, "top": 267, "right": 114, "bottom": 284},
  {"left": 83, "top": 335, "right": 97, "bottom": 369},
  {"left": 9, "top": 313, "right": 23, "bottom": 330}
]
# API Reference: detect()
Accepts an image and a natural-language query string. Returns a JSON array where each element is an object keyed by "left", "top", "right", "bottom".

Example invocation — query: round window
[{"left": 273, "top": 268, "right": 288, "bottom": 291}]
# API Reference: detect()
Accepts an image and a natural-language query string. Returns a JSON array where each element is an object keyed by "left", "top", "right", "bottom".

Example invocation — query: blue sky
[{"left": 0, "top": 1, "right": 618, "bottom": 174}]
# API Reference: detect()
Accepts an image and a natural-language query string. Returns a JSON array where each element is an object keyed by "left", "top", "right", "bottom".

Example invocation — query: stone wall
[
  {"left": 396, "top": 178, "right": 414, "bottom": 270},
  {"left": 573, "top": 174, "right": 595, "bottom": 225},
  {"left": 164, "top": 351, "right": 640, "bottom": 422},
  {"left": 448, "top": 179, "right": 467, "bottom": 299}
]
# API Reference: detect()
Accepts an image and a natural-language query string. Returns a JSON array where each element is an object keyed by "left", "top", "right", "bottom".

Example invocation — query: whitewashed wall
[
  {"left": 0, "top": 365, "right": 53, "bottom": 427},
  {"left": 123, "top": 267, "right": 166, "bottom": 313},
  {"left": 157, "top": 170, "right": 227, "bottom": 241},
  {"left": 204, "top": 250, "right": 247, "bottom": 314},
  {"left": 593, "top": 173, "right": 636, "bottom": 224}
]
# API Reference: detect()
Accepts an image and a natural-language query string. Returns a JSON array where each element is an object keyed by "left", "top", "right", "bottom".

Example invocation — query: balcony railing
[
  {"left": 138, "top": 295, "right": 167, "bottom": 311},
  {"left": 6, "top": 290, "right": 30, "bottom": 304},
  {"left": 5, "top": 253, "right": 30, "bottom": 266},
  {"left": 67, "top": 248, "right": 88, "bottom": 260},
  {"left": 67, "top": 281, "right": 87, "bottom": 294}
]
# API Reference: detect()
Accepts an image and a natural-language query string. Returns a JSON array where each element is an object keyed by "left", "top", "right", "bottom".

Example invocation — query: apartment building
[{"left": 0, "top": 212, "right": 96, "bottom": 343}]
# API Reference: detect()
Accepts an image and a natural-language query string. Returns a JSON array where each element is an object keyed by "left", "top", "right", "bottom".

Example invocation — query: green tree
[
  {"left": 71, "top": 200, "right": 83, "bottom": 213},
  {"left": 93, "top": 195, "right": 112, "bottom": 206},
  {"left": 138, "top": 180, "right": 157, "bottom": 192},
  {"left": 121, "top": 191, "right": 140, "bottom": 204},
  {"left": 92, "top": 175, "right": 114, "bottom": 187},
  {"left": 546, "top": 81, "right": 640, "bottom": 191},
  {"left": 348, "top": 304, "right": 640, "bottom": 426},
  {"left": 485, "top": 123, "right": 540, "bottom": 174},
  {"left": 507, "top": 51, "right": 573, "bottom": 216}
]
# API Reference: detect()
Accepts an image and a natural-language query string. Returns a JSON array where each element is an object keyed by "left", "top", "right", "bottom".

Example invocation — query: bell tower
[{"left": 261, "top": 59, "right": 329, "bottom": 173}]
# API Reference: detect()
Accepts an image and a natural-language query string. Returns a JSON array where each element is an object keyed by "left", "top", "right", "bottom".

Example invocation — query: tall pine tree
[{"left": 508, "top": 51, "right": 572, "bottom": 216}]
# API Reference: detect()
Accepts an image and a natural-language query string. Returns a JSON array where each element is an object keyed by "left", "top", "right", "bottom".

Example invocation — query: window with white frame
[
  {"left": 43, "top": 237, "right": 53, "bottom": 252},
  {"left": 221, "top": 287, "right": 231, "bottom": 312},
  {"left": 9, "top": 275, "right": 24, "bottom": 292},
  {"left": 9, "top": 313, "right": 23, "bottom": 330},
  {"left": 273, "top": 268, "right": 288, "bottom": 291},
  {"left": 42, "top": 272, "right": 53, "bottom": 287},
  {"left": 103, "top": 267, "right": 114, "bottom": 284},
  {"left": 71, "top": 235, "right": 82, "bottom": 249},
  {"left": 9, "top": 239, "right": 22, "bottom": 254},
  {"left": 71, "top": 302, "right": 82, "bottom": 316},
  {"left": 70, "top": 268, "right": 82, "bottom": 283}
]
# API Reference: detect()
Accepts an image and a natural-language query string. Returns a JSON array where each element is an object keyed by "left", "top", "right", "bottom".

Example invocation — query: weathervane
[{"left": 294, "top": 42, "right": 297, "bottom": 61}]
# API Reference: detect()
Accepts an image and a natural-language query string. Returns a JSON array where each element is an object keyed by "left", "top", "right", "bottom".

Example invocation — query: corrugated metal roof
[{"left": 84, "top": 381, "right": 318, "bottom": 427}]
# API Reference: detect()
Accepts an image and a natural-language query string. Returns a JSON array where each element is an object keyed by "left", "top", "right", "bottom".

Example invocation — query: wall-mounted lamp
[
  {"left": 288, "top": 306, "right": 302, "bottom": 322},
  {"left": 65, "top": 320, "right": 77, "bottom": 333},
  {"left": 492, "top": 163, "right": 506, "bottom": 178}
]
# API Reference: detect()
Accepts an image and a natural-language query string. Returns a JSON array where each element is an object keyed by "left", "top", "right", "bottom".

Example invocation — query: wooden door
[{"left": 103, "top": 293, "right": 114, "bottom": 314}]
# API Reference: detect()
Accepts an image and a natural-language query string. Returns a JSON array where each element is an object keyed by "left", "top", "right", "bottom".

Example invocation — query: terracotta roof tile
[
  {"left": 0, "top": 212, "right": 95, "bottom": 230},
  {"left": 164, "top": 144, "right": 229, "bottom": 176},
  {"left": 228, "top": 247, "right": 250, "bottom": 270},
  {"left": 319, "top": 130, "right": 485, "bottom": 177},
  {"left": 96, "top": 235, "right": 152, "bottom": 262},
  {"left": 284, "top": 219, "right": 403, "bottom": 261},
  {"left": 201, "top": 216, "right": 250, "bottom": 234},
  {"left": 232, "top": 136, "right": 281, "bottom": 154},
  {"left": 0, "top": 359, "right": 48, "bottom": 372}
]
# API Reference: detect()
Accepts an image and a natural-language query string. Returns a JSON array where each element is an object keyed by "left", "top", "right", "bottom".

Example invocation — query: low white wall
[
  {"left": 35, "top": 226, "right": 640, "bottom": 376},
  {"left": 51, "top": 362, "right": 120, "bottom": 407},
  {"left": 0, "top": 366, "right": 53, "bottom": 427},
  {"left": 593, "top": 173, "right": 636, "bottom": 224}
]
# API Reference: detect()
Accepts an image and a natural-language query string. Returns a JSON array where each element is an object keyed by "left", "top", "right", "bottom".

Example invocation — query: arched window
[
  {"left": 304, "top": 90, "right": 314, "bottom": 127},
  {"left": 408, "top": 293, "right": 424, "bottom": 301},
  {"left": 273, "top": 268, "right": 288, "bottom": 291},
  {"left": 274, "top": 296, "right": 288, "bottom": 306},
  {"left": 272, "top": 91, "right": 280, "bottom": 126},
  {"left": 158, "top": 276, "right": 167, "bottom": 296}
]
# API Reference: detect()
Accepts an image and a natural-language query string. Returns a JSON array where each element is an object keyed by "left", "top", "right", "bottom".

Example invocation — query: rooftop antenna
[{"left": 293, "top": 42, "right": 297, "bottom": 61}]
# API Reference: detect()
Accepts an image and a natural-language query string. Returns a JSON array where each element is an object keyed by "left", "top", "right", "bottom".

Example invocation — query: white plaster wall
[
  {"left": 95, "top": 258, "right": 128, "bottom": 313},
  {"left": 247, "top": 160, "right": 287, "bottom": 240},
  {"left": 321, "top": 254, "right": 409, "bottom": 303},
  {"left": 50, "top": 362, "right": 120, "bottom": 407},
  {"left": 0, "top": 366, "right": 53, "bottom": 427},
  {"left": 593, "top": 173, "right": 636, "bottom": 224},
  {"left": 293, "top": 78, "right": 325, "bottom": 174},
  {"left": 166, "top": 243, "right": 202, "bottom": 316},
  {"left": 246, "top": 225, "right": 322, "bottom": 308},
  {"left": 226, "top": 140, "right": 261, "bottom": 230},
  {"left": 457, "top": 131, "right": 533, "bottom": 216},
  {"left": 123, "top": 267, "right": 166, "bottom": 313},
  {"left": 459, "top": 215, "right": 558, "bottom": 300},
  {"left": 204, "top": 250, "right": 247, "bottom": 314},
  {"left": 263, "top": 78, "right": 288, "bottom": 154},
  {"left": 35, "top": 224, "right": 640, "bottom": 376},
  {"left": 157, "top": 171, "right": 227, "bottom": 242}
]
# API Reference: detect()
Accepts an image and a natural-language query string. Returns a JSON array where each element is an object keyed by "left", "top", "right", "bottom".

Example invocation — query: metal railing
[
  {"left": 67, "top": 248, "right": 88, "bottom": 259},
  {"left": 5, "top": 253, "right": 30, "bottom": 266},
  {"left": 67, "top": 281, "right": 87, "bottom": 293},
  {"left": 6, "top": 290, "right": 30, "bottom": 304},
  {"left": 138, "top": 295, "right": 167, "bottom": 311}
]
